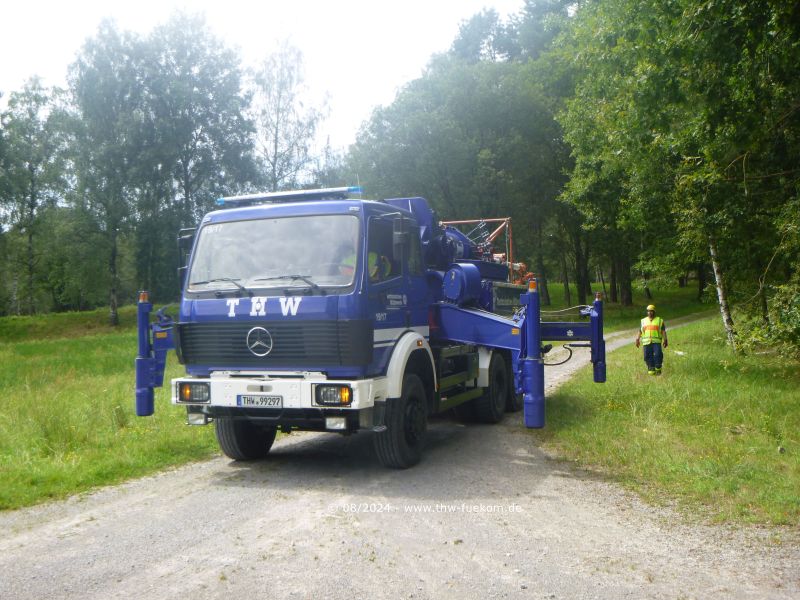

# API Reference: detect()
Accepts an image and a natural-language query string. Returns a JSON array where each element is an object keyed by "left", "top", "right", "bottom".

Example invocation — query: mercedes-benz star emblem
[{"left": 246, "top": 327, "right": 273, "bottom": 357}]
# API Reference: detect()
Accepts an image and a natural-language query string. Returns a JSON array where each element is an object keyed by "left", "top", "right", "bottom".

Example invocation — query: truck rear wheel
[
  {"left": 474, "top": 352, "right": 508, "bottom": 424},
  {"left": 506, "top": 358, "right": 523, "bottom": 413},
  {"left": 215, "top": 417, "right": 277, "bottom": 461},
  {"left": 507, "top": 390, "right": 524, "bottom": 412},
  {"left": 374, "top": 373, "right": 427, "bottom": 469}
]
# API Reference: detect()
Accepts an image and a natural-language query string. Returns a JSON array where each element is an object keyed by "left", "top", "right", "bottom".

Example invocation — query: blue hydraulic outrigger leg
[
  {"left": 434, "top": 279, "right": 606, "bottom": 430},
  {"left": 520, "top": 281, "right": 606, "bottom": 428},
  {"left": 520, "top": 281, "right": 545, "bottom": 428},
  {"left": 134, "top": 291, "right": 175, "bottom": 416}
]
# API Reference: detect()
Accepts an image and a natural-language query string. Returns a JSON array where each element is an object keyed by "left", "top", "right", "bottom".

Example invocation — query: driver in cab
[{"left": 339, "top": 251, "right": 391, "bottom": 282}]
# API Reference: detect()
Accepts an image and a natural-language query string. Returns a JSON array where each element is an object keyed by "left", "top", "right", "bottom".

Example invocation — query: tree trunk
[
  {"left": 535, "top": 222, "right": 551, "bottom": 306},
  {"left": 697, "top": 262, "right": 707, "bottom": 301},
  {"left": 11, "top": 272, "right": 20, "bottom": 316},
  {"left": 26, "top": 227, "right": 35, "bottom": 315},
  {"left": 598, "top": 265, "right": 607, "bottom": 300},
  {"left": 183, "top": 167, "right": 192, "bottom": 223},
  {"left": 618, "top": 255, "right": 633, "bottom": 306},
  {"left": 109, "top": 228, "right": 120, "bottom": 327},
  {"left": 708, "top": 234, "right": 736, "bottom": 349},
  {"left": 642, "top": 270, "right": 653, "bottom": 300},
  {"left": 26, "top": 167, "right": 36, "bottom": 315},
  {"left": 560, "top": 252, "right": 572, "bottom": 306},
  {"left": 574, "top": 239, "right": 587, "bottom": 305},
  {"left": 751, "top": 252, "right": 770, "bottom": 326},
  {"left": 571, "top": 233, "right": 592, "bottom": 306},
  {"left": 536, "top": 263, "right": 551, "bottom": 306},
  {"left": 759, "top": 286, "right": 769, "bottom": 326},
  {"left": 610, "top": 260, "right": 618, "bottom": 303}
]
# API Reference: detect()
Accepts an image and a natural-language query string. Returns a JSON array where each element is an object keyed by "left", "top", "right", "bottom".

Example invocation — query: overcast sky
[{"left": 1, "top": 0, "right": 524, "bottom": 149}]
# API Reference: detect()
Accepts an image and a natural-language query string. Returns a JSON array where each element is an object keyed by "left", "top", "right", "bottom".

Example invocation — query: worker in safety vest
[
  {"left": 635, "top": 304, "right": 668, "bottom": 375},
  {"left": 339, "top": 251, "right": 391, "bottom": 281}
]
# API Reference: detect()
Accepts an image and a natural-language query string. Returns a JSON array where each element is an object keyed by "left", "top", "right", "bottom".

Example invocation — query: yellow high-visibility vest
[
  {"left": 341, "top": 252, "right": 388, "bottom": 280},
  {"left": 640, "top": 316, "right": 665, "bottom": 345}
]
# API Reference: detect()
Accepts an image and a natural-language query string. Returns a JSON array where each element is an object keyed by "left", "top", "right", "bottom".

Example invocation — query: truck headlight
[
  {"left": 178, "top": 382, "right": 210, "bottom": 403},
  {"left": 315, "top": 384, "right": 352, "bottom": 406}
]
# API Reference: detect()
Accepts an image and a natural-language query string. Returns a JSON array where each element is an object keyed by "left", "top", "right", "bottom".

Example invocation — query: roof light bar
[{"left": 216, "top": 186, "right": 363, "bottom": 208}]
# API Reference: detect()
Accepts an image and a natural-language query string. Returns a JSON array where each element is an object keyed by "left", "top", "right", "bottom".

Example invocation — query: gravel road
[{"left": 1, "top": 318, "right": 797, "bottom": 599}]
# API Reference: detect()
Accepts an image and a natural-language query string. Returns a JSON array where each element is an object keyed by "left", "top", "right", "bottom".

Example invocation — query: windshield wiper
[
  {"left": 252, "top": 274, "right": 326, "bottom": 295},
  {"left": 189, "top": 277, "right": 253, "bottom": 296}
]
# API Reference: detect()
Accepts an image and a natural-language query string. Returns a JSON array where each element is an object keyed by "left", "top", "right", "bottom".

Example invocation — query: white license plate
[{"left": 237, "top": 395, "right": 283, "bottom": 408}]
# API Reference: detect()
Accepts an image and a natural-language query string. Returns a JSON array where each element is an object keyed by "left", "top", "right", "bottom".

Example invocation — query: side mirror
[
  {"left": 177, "top": 227, "right": 196, "bottom": 289},
  {"left": 178, "top": 228, "right": 196, "bottom": 256}
]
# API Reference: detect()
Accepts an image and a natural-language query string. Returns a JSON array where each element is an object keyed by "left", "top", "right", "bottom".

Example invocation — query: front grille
[{"left": 178, "top": 319, "right": 373, "bottom": 367}]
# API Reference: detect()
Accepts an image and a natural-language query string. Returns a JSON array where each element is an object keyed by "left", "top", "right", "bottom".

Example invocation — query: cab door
[
  {"left": 365, "top": 216, "right": 408, "bottom": 375},
  {"left": 404, "top": 223, "right": 430, "bottom": 332}
]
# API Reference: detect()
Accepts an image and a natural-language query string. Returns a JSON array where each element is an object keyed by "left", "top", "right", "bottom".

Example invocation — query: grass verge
[
  {"left": 0, "top": 331, "right": 217, "bottom": 510},
  {"left": 0, "top": 305, "right": 139, "bottom": 342},
  {"left": 537, "top": 317, "right": 800, "bottom": 526},
  {"left": 540, "top": 283, "right": 711, "bottom": 333}
]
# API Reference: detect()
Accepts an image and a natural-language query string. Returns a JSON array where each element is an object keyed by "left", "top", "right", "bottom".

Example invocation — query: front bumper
[{"left": 171, "top": 371, "right": 388, "bottom": 432}]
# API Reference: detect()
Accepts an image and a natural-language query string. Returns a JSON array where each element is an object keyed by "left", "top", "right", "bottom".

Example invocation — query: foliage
[
  {"left": 767, "top": 281, "right": 800, "bottom": 357},
  {"left": 349, "top": 4, "right": 578, "bottom": 303},
  {"left": 739, "top": 278, "right": 800, "bottom": 358},
  {"left": 251, "top": 41, "right": 326, "bottom": 191},
  {"left": 0, "top": 13, "right": 265, "bottom": 317},
  {"left": 555, "top": 0, "right": 800, "bottom": 346},
  {"left": 0, "top": 79, "right": 72, "bottom": 314}
]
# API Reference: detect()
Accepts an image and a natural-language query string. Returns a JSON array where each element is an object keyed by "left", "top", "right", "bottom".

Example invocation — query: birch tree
[{"left": 252, "top": 42, "right": 325, "bottom": 191}]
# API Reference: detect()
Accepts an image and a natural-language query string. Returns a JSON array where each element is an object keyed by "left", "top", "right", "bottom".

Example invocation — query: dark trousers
[{"left": 643, "top": 343, "right": 663, "bottom": 370}]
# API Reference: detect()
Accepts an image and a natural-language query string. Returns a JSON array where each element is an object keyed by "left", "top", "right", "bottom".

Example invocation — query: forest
[{"left": 1, "top": 0, "right": 798, "bottom": 354}]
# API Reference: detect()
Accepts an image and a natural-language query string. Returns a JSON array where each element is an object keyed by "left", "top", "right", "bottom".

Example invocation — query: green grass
[
  {"left": 0, "top": 313, "right": 217, "bottom": 510},
  {"left": 539, "top": 282, "right": 712, "bottom": 333},
  {"left": 0, "top": 305, "right": 138, "bottom": 342},
  {"left": 538, "top": 317, "right": 800, "bottom": 526}
]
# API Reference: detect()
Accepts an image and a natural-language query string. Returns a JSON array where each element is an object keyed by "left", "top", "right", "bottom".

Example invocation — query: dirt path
[{"left": 1, "top": 314, "right": 797, "bottom": 599}]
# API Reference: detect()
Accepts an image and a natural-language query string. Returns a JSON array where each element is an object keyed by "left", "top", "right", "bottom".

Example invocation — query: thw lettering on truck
[{"left": 225, "top": 296, "right": 303, "bottom": 318}]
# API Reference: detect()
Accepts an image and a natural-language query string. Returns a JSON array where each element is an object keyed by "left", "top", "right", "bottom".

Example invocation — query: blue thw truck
[{"left": 135, "top": 187, "right": 606, "bottom": 468}]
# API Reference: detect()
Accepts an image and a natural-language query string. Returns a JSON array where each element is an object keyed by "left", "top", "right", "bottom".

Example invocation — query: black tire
[
  {"left": 215, "top": 417, "right": 277, "bottom": 461},
  {"left": 474, "top": 352, "right": 508, "bottom": 424},
  {"left": 453, "top": 400, "right": 476, "bottom": 422},
  {"left": 503, "top": 354, "right": 523, "bottom": 412},
  {"left": 506, "top": 390, "right": 524, "bottom": 413},
  {"left": 374, "top": 374, "right": 427, "bottom": 469}
]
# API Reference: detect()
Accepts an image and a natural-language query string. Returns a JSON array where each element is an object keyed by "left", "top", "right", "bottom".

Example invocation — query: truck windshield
[{"left": 187, "top": 214, "right": 360, "bottom": 294}]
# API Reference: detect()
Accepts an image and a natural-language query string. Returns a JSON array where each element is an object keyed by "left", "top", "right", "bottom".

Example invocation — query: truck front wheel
[
  {"left": 374, "top": 374, "right": 427, "bottom": 469},
  {"left": 215, "top": 417, "right": 277, "bottom": 461}
]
